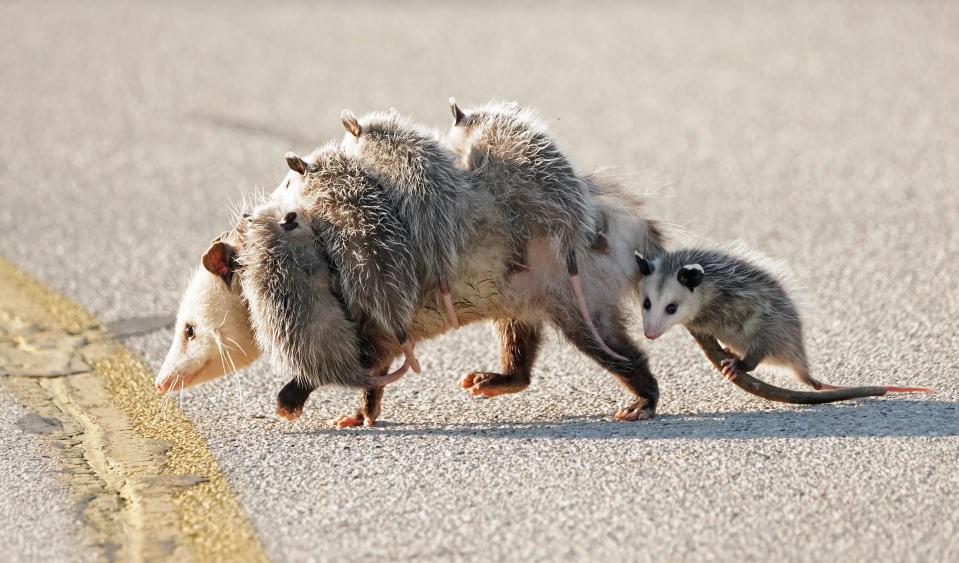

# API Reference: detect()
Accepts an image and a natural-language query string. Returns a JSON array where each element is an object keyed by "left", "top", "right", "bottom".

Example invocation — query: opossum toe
[
  {"left": 331, "top": 415, "right": 363, "bottom": 428},
  {"left": 615, "top": 401, "right": 655, "bottom": 421}
]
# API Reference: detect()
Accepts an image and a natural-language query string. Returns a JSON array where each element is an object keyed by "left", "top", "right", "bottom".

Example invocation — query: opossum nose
[
  {"left": 280, "top": 212, "right": 298, "bottom": 231},
  {"left": 644, "top": 331, "right": 659, "bottom": 340}
]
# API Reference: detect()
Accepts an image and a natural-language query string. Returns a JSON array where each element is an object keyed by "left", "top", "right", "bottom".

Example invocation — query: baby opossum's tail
[
  {"left": 814, "top": 381, "right": 933, "bottom": 393},
  {"left": 793, "top": 347, "right": 932, "bottom": 393},
  {"left": 693, "top": 331, "right": 933, "bottom": 402}
]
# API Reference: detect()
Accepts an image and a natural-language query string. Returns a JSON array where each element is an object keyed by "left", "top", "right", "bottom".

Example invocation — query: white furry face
[
  {"left": 269, "top": 170, "right": 306, "bottom": 202},
  {"left": 639, "top": 272, "right": 704, "bottom": 340},
  {"left": 155, "top": 268, "right": 260, "bottom": 393}
]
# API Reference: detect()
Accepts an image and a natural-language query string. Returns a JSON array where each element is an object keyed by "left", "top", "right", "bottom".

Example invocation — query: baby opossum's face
[
  {"left": 270, "top": 152, "right": 311, "bottom": 202},
  {"left": 251, "top": 200, "right": 314, "bottom": 243},
  {"left": 155, "top": 268, "right": 260, "bottom": 393},
  {"left": 270, "top": 170, "right": 306, "bottom": 202},
  {"left": 639, "top": 278, "right": 703, "bottom": 340},
  {"left": 635, "top": 253, "right": 705, "bottom": 340}
]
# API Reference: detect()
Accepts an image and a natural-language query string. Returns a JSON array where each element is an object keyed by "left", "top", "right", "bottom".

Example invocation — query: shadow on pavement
[{"left": 289, "top": 399, "right": 958, "bottom": 440}]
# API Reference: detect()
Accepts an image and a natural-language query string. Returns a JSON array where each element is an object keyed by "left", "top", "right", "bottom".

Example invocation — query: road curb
[{"left": 0, "top": 256, "right": 267, "bottom": 562}]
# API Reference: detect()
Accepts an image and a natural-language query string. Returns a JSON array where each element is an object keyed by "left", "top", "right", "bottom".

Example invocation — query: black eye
[
  {"left": 665, "top": 304, "right": 677, "bottom": 315},
  {"left": 185, "top": 324, "right": 195, "bottom": 340},
  {"left": 643, "top": 298, "right": 651, "bottom": 310}
]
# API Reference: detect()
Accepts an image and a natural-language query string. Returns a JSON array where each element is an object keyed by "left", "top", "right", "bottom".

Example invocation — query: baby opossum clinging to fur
[
  {"left": 634, "top": 248, "right": 933, "bottom": 393},
  {"left": 278, "top": 143, "right": 425, "bottom": 369},
  {"left": 446, "top": 99, "right": 626, "bottom": 362},
  {"left": 235, "top": 200, "right": 407, "bottom": 419},
  {"left": 244, "top": 142, "right": 440, "bottom": 418},
  {"left": 339, "top": 108, "right": 479, "bottom": 330}
]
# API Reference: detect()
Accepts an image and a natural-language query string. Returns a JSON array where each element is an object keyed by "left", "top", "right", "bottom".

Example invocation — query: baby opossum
[
  {"left": 274, "top": 142, "right": 424, "bottom": 376},
  {"left": 340, "top": 109, "right": 479, "bottom": 330},
  {"left": 445, "top": 99, "right": 626, "bottom": 361},
  {"left": 235, "top": 200, "right": 406, "bottom": 419},
  {"left": 635, "top": 248, "right": 935, "bottom": 396},
  {"left": 633, "top": 248, "right": 828, "bottom": 387}
]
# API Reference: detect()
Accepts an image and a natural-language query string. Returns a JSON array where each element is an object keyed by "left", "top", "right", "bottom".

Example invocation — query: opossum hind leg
[
  {"left": 460, "top": 319, "right": 542, "bottom": 398},
  {"left": 332, "top": 387, "right": 385, "bottom": 428},
  {"left": 552, "top": 303, "right": 659, "bottom": 421}
]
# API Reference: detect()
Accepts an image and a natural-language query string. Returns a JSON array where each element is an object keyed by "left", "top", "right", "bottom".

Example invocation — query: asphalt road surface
[{"left": 2, "top": 1, "right": 958, "bottom": 560}]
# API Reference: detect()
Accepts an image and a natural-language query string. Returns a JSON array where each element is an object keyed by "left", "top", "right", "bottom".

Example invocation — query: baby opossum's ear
[
  {"left": 634, "top": 252, "right": 653, "bottom": 276},
  {"left": 450, "top": 97, "right": 466, "bottom": 125},
  {"left": 677, "top": 264, "right": 704, "bottom": 292},
  {"left": 340, "top": 109, "right": 361, "bottom": 139},
  {"left": 285, "top": 152, "right": 309, "bottom": 175},
  {"left": 202, "top": 241, "right": 237, "bottom": 287}
]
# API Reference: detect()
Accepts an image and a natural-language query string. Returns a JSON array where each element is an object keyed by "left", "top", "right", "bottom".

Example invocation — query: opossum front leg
[
  {"left": 719, "top": 345, "right": 767, "bottom": 382},
  {"left": 460, "top": 319, "right": 542, "bottom": 397},
  {"left": 552, "top": 304, "right": 659, "bottom": 421},
  {"left": 276, "top": 377, "right": 314, "bottom": 421}
]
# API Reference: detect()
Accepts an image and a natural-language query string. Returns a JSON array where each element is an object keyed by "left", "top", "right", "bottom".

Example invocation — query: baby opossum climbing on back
[
  {"left": 634, "top": 248, "right": 933, "bottom": 394},
  {"left": 339, "top": 108, "right": 479, "bottom": 329},
  {"left": 275, "top": 143, "right": 425, "bottom": 375},
  {"left": 445, "top": 98, "right": 626, "bottom": 361}
]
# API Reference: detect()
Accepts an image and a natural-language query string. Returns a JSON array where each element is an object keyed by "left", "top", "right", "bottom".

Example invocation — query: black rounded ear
[
  {"left": 449, "top": 97, "right": 466, "bottom": 125},
  {"left": 634, "top": 251, "right": 653, "bottom": 276},
  {"left": 341, "top": 109, "right": 361, "bottom": 138},
  {"left": 285, "top": 152, "right": 308, "bottom": 175},
  {"left": 202, "top": 241, "right": 237, "bottom": 287},
  {"left": 677, "top": 264, "right": 704, "bottom": 292}
]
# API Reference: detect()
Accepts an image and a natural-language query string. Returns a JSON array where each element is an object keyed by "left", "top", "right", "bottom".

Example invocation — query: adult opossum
[
  {"left": 154, "top": 229, "right": 258, "bottom": 393},
  {"left": 634, "top": 248, "right": 932, "bottom": 398},
  {"left": 339, "top": 108, "right": 479, "bottom": 330},
  {"left": 158, "top": 171, "right": 668, "bottom": 424},
  {"left": 445, "top": 99, "right": 626, "bottom": 363}
]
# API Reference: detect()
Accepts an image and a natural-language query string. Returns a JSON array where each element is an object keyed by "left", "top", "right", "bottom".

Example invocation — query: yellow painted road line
[{"left": 0, "top": 256, "right": 267, "bottom": 562}]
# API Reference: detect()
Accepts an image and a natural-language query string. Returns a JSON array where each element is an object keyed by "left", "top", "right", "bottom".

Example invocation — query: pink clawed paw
[
  {"left": 720, "top": 359, "right": 740, "bottom": 381},
  {"left": 331, "top": 414, "right": 363, "bottom": 428}
]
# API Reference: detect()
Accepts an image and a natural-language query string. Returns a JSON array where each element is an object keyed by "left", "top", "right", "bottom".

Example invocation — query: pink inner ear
[{"left": 216, "top": 264, "right": 230, "bottom": 277}]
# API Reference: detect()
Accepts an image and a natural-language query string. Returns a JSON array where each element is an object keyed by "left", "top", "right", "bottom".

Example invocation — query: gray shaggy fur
[
  {"left": 445, "top": 100, "right": 596, "bottom": 266},
  {"left": 236, "top": 201, "right": 370, "bottom": 389},
  {"left": 636, "top": 248, "right": 822, "bottom": 389},
  {"left": 341, "top": 109, "right": 478, "bottom": 290},
  {"left": 297, "top": 142, "right": 419, "bottom": 339}
]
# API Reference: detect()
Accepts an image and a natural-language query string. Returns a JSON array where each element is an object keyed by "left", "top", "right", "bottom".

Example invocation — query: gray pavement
[
  {"left": 2, "top": 1, "right": 958, "bottom": 560},
  {"left": 0, "top": 385, "right": 91, "bottom": 561}
]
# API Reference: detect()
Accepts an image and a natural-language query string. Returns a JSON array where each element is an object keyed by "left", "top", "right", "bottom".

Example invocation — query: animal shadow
[{"left": 292, "top": 398, "right": 958, "bottom": 441}]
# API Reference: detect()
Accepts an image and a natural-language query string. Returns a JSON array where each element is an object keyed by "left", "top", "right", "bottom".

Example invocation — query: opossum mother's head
[{"left": 155, "top": 240, "right": 260, "bottom": 393}]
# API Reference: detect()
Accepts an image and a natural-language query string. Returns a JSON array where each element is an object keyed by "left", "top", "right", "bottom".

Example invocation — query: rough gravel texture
[
  {"left": 0, "top": 386, "right": 91, "bottom": 561},
  {"left": 1, "top": 1, "right": 957, "bottom": 561}
]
